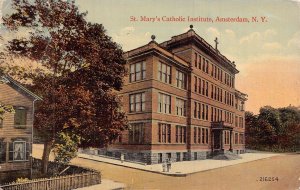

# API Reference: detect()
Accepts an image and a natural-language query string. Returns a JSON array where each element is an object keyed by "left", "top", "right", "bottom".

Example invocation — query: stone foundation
[{"left": 87, "top": 148, "right": 246, "bottom": 165}]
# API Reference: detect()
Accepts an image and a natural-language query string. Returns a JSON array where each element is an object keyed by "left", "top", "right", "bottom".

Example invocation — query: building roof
[
  {"left": 124, "top": 39, "right": 191, "bottom": 72},
  {"left": 0, "top": 74, "right": 42, "bottom": 101},
  {"left": 160, "top": 28, "right": 239, "bottom": 74},
  {"left": 125, "top": 27, "right": 239, "bottom": 74}
]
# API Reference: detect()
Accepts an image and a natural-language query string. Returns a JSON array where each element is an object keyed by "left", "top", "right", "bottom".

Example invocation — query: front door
[{"left": 213, "top": 130, "right": 221, "bottom": 149}]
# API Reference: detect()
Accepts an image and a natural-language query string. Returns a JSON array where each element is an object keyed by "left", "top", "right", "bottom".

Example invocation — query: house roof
[{"left": 0, "top": 74, "right": 42, "bottom": 101}]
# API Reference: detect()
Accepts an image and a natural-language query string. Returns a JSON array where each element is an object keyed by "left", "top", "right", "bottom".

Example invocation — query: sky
[{"left": 1, "top": 0, "right": 300, "bottom": 113}]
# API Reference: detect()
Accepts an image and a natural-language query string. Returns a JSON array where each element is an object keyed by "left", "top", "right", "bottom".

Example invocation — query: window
[
  {"left": 198, "top": 128, "right": 201, "bottom": 143},
  {"left": 176, "top": 70, "right": 186, "bottom": 89},
  {"left": 130, "top": 61, "right": 146, "bottom": 82},
  {"left": 9, "top": 141, "right": 29, "bottom": 161},
  {"left": 202, "top": 104, "right": 205, "bottom": 120},
  {"left": 194, "top": 53, "right": 198, "bottom": 67},
  {"left": 129, "top": 123, "right": 144, "bottom": 144},
  {"left": 198, "top": 55, "right": 202, "bottom": 69},
  {"left": 14, "top": 107, "right": 27, "bottom": 128},
  {"left": 206, "top": 82, "right": 208, "bottom": 96},
  {"left": 198, "top": 78, "right": 201, "bottom": 94},
  {"left": 194, "top": 102, "right": 197, "bottom": 118},
  {"left": 194, "top": 76, "right": 197, "bottom": 93},
  {"left": 235, "top": 133, "right": 239, "bottom": 144},
  {"left": 158, "top": 62, "right": 171, "bottom": 84},
  {"left": 206, "top": 129, "right": 209, "bottom": 144},
  {"left": 211, "top": 84, "right": 214, "bottom": 98},
  {"left": 196, "top": 103, "right": 200, "bottom": 119},
  {"left": 158, "top": 123, "right": 171, "bottom": 143},
  {"left": 202, "top": 80, "right": 205, "bottom": 95},
  {"left": 0, "top": 119, "right": 2, "bottom": 128},
  {"left": 206, "top": 105, "right": 209, "bottom": 120},
  {"left": 239, "top": 134, "right": 244, "bottom": 144},
  {"left": 201, "top": 128, "right": 205, "bottom": 144},
  {"left": 158, "top": 93, "right": 171, "bottom": 114},
  {"left": 194, "top": 152, "right": 197, "bottom": 160},
  {"left": 176, "top": 152, "right": 181, "bottom": 162},
  {"left": 205, "top": 60, "right": 209, "bottom": 73},
  {"left": 176, "top": 125, "right": 186, "bottom": 143},
  {"left": 193, "top": 127, "right": 197, "bottom": 143},
  {"left": 176, "top": 98, "right": 186, "bottom": 116},
  {"left": 158, "top": 153, "right": 163, "bottom": 163},
  {"left": 129, "top": 93, "right": 145, "bottom": 112}
]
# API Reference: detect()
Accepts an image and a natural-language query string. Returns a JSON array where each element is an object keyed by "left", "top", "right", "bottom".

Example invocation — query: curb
[
  {"left": 78, "top": 155, "right": 187, "bottom": 177},
  {"left": 77, "top": 154, "right": 282, "bottom": 177}
]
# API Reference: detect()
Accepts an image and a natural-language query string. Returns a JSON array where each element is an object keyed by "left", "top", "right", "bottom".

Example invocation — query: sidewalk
[
  {"left": 78, "top": 152, "right": 281, "bottom": 177},
  {"left": 75, "top": 179, "right": 126, "bottom": 190}
]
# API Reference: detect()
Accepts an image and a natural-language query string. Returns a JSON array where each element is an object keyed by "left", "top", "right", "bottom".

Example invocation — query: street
[{"left": 33, "top": 145, "right": 300, "bottom": 190}]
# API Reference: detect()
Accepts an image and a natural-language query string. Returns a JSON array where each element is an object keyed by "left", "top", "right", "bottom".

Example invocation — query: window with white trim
[
  {"left": 130, "top": 61, "right": 146, "bottom": 82},
  {"left": 158, "top": 93, "right": 171, "bottom": 114},
  {"left": 129, "top": 93, "right": 145, "bottom": 112},
  {"left": 176, "top": 70, "right": 186, "bottom": 89},
  {"left": 158, "top": 62, "right": 171, "bottom": 84},
  {"left": 176, "top": 98, "right": 186, "bottom": 116}
]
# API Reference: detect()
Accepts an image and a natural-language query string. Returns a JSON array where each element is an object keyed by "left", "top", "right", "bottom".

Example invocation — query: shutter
[
  {"left": 21, "top": 110, "right": 27, "bottom": 125},
  {"left": 14, "top": 110, "right": 21, "bottom": 125},
  {"left": 8, "top": 142, "right": 13, "bottom": 161},
  {"left": 0, "top": 142, "right": 6, "bottom": 162},
  {"left": 26, "top": 142, "right": 30, "bottom": 160}
]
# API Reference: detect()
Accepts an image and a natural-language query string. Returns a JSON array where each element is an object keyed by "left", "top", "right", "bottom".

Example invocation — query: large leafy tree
[
  {"left": 245, "top": 106, "right": 300, "bottom": 151},
  {"left": 3, "top": 0, "right": 128, "bottom": 173}
]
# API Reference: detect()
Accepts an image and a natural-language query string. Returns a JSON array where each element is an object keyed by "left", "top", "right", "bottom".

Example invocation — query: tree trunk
[{"left": 41, "top": 140, "right": 54, "bottom": 174}]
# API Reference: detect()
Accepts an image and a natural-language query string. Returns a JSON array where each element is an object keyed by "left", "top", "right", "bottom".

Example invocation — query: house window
[
  {"left": 14, "top": 107, "right": 27, "bottom": 128},
  {"left": 158, "top": 62, "right": 171, "bottom": 84},
  {"left": 129, "top": 123, "right": 144, "bottom": 144},
  {"left": 176, "top": 98, "right": 186, "bottom": 116},
  {"left": 176, "top": 125, "right": 186, "bottom": 143},
  {"left": 158, "top": 123, "right": 171, "bottom": 143},
  {"left": 9, "top": 141, "right": 29, "bottom": 161},
  {"left": 129, "top": 93, "right": 145, "bottom": 112},
  {"left": 130, "top": 61, "right": 146, "bottom": 82},
  {"left": 158, "top": 93, "right": 171, "bottom": 114},
  {"left": 176, "top": 70, "right": 186, "bottom": 89}
]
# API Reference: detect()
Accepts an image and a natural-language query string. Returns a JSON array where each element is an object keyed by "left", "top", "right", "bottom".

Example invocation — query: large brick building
[
  {"left": 107, "top": 26, "right": 247, "bottom": 164},
  {"left": 0, "top": 75, "right": 41, "bottom": 182}
]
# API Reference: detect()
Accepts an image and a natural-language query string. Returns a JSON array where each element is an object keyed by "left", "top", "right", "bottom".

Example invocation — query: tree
[
  {"left": 53, "top": 132, "right": 80, "bottom": 165},
  {"left": 2, "top": 0, "right": 128, "bottom": 174}
]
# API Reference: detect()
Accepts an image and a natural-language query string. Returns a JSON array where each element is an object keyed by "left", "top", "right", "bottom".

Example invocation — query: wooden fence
[{"left": 0, "top": 172, "right": 101, "bottom": 190}]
